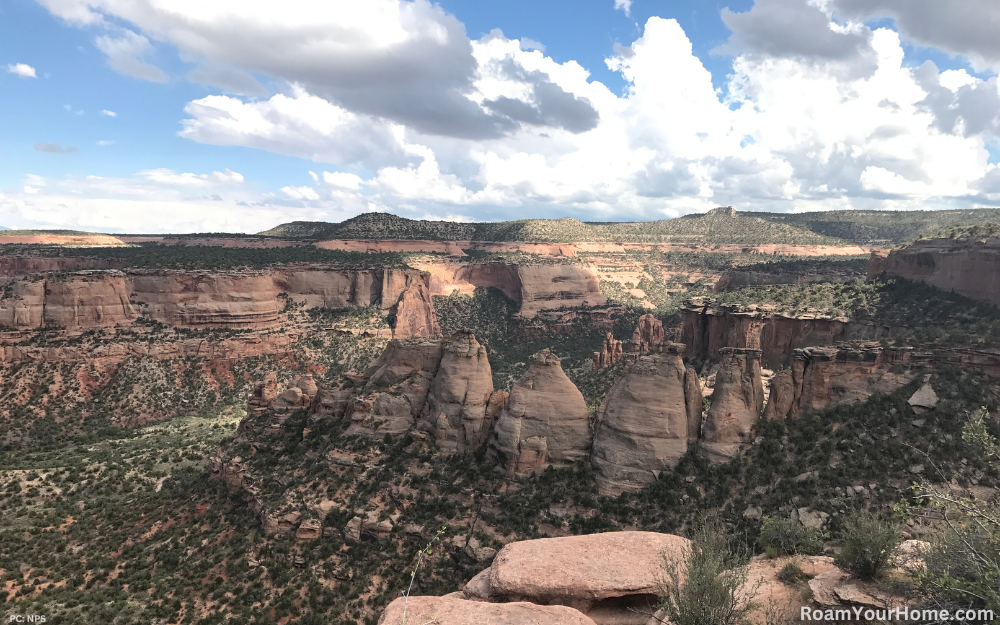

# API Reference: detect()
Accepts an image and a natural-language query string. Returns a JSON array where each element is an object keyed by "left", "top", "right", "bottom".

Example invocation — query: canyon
[{"left": 874, "top": 236, "right": 1000, "bottom": 307}]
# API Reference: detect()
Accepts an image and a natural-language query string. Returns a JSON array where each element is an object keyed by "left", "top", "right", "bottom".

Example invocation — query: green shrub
[
  {"left": 658, "top": 522, "right": 757, "bottom": 625},
  {"left": 776, "top": 561, "right": 810, "bottom": 585},
  {"left": 834, "top": 509, "right": 900, "bottom": 580},
  {"left": 757, "top": 515, "right": 824, "bottom": 557}
]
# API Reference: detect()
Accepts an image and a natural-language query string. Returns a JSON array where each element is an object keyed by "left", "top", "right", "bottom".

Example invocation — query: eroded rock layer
[
  {"left": 701, "top": 347, "right": 765, "bottom": 463},
  {"left": 486, "top": 349, "right": 591, "bottom": 477},
  {"left": 763, "top": 343, "right": 916, "bottom": 419},
  {"left": 875, "top": 237, "right": 1000, "bottom": 306},
  {"left": 591, "top": 343, "right": 697, "bottom": 495}
]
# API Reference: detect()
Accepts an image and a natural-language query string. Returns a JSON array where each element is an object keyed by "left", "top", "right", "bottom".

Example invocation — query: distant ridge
[{"left": 257, "top": 207, "right": 1000, "bottom": 246}]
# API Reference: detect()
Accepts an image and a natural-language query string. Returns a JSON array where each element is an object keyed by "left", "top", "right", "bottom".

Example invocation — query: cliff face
[
  {"left": 876, "top": 237, "right": 1000, "bottom": 306},
  {"left": 0, "top": 266, "right": 439, "bottom": 336},
  {"left": 486, "top": 349, "right": 591, "bottom": 477},
  {"left": 591, "top": 343, "right": 698, "bottom": 495},
  {"left": 413, "top": 259, "right": 606, "bottom": 318},
  {"left": 701, "top": 348, "right": 765, "bottom": 463},
  {"left": 678, "top": 301, "right": 884, "bottom": 367},
  {"left": 763, "top": 344, "right": 916, "bottom": 419},
  {"left": 415, "top": 332, "right": 498, "bottom": 453}
]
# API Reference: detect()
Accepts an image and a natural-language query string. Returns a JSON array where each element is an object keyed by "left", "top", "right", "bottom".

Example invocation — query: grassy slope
[{"left": 258, "top": 207, "right": 1000, "bottom": 245}]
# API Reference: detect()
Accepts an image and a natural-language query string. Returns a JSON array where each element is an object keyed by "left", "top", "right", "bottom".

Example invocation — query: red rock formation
[
  {"left": 763, "top": 344, "right": 915, "bottom": 419},
  {"left": 630, "top": 313, "right": 665, "bottom": 355},
  {"left": 877, "top": 237, "right": 1000, "bottom": 306},
  {"left": 44, "top": 272, "right": 138, "bottom": 329},
  {"left": 390, "top": 273, "right": 440, "bottom": 338},
  {"left": 591, "top": 343, "right": 698, "bottom": 495},
  {"left": 678, "top": 299, "right": 884, "bottom": 367},
  {"left": 486, "top": 349, "right": 591, "bottom": 477},
  {"left": 591, "top": 332, "right": 623, "bottom": 370},
  {"left": 487, "top": 531, "right": 691, "bottom": 622},
  {"left": 378, "top": 596, "right": 598, "bottom": 625},
  {"left": 415, "top": 332, "right": 495, "bottom": 453},
  {"left": 247, "top": 372, "right": 279, "bottom": 416},
  {"left": 412, "top": 259, "right": 606, "bottom": 318},
  {"left": 701, "top": 348, "right": 764, "bottom": 463},
  {"left": 684, "top": 366, "right": 703, "bottom": 440}
]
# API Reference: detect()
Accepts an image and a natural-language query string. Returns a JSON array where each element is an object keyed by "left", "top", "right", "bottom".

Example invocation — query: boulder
[
  {"left": 463, "top": 567, "right": 494, "bottom": 601},
  {"left": 809, "top": 568, "right": 905, "bottom": 609},
  {"left": 908, "top": 382, "right": 939, "bottom": 415},
  {"left": 415, "top": 332, "right": 496, "bottom": 453},
  {"left": 591, "top": 343, "right": 697, "bottom": 495},
  {"left": 701, "top": 348, "right": 764, "bottom": 463},
  {"left": 489, "top": 531, "right": 690, "bottom": 622},
  {"left": 378, "top": 596, "right": 598, "bottom": 625},
  {"left": 486, "top": 349, "right": 591, "bottom": 477},
  {"left": 295, "top": 518, "right": 322, "bottom": 541}
]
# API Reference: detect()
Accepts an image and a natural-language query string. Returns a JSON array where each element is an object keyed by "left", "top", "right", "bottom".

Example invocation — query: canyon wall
[
  {"left": 763, "top": 343, "right": 916, "bottom": 419},
  {"left": 0, "top": 266, "right": 438, "bottom": 336},
  {"left": 678, "top": 300, "right": 885, "bottom": 367},
  {"left": 412, "top": 259, "right": 606, "bottom": 318},
  {"left": 874, "top": 237, "right": 1000, "bottom": 306}
]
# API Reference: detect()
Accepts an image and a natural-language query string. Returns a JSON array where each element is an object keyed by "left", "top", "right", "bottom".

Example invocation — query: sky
[{"left": 2, "top": 0, "right": 1000, "bottom": 233}]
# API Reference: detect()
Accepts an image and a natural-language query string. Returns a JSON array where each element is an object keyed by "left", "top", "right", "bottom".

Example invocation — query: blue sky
[{"left": 2, "top": 0, "right": 1000, "bottom": 232}]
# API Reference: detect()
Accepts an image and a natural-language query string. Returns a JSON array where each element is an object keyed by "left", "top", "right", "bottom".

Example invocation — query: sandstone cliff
[
  {"left": 630, "top": 313, "right": 665, "bottom": 355},
  {"left": 0, "top": 266, "right": 440, "bottom": 335},
  {"left": 763, "top": 343, "right": 916, "bottom": 419},
  {"left": 678, "top": 300, "right": 884, "bottom": 367},
  {"left": 701, "top": 347, "right": 764, "bottom": 463},
  {"left": 591, "top": 332, "right": 623, "bottom": 370},
  {"left": 415, "top": 332, "right": 497, "bottom": 453},
  {"left": 875, "top": 237, "right": 1000, "bottom": 307},
  {"left": 591, "top": 343, "right": 698, "bottom": 495},
  {"left": 486, "top": 349, "right": 591, "bottom": 477},
  {"left": 412, "top": 259, "right": 606, "bottom": 318}
]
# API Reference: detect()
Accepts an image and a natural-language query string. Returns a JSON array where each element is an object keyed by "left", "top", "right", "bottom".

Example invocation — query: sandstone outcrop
[
  {"left": 908, "top": 381, "right": 939, "bottom": 414},
  {"left": 684, "top": 366, "right": 703, "bottom": 439},
  {"left": 875, "top": 236, "right": 1000, "bottom": 306},
  {"left": 630, "top": 313, "right": 665, "bottom": 355},
  {"left": 485, "top": 531, "right": 690, "bottom": 623},
  {"left": 486, "top": 349, "right": 590, "bottom": 476},
  {"left": 378, "top": 596, "right": 598, "bottom": 625},
  {"left": 412, "top": 259, "right": 606, "bottom": 318},
  {"left": 247, "top": 372, "right": 279, "bottom": 416},
  {"left": 0, "top": 266, "right": 439, "bottom": 335},
  {"left": 678, "top": 300, "right": 885, "bottom": 367},
  {"left": 592, "top": 332, "right": 623, "bottom": 370},
  {"left": 415, "top": 332, "right": 496, "bottom": 453},
  {"left": 763, "top": 344, "right": 916, "bottom": 419},
  {"left": 340, "top": 337, "right": 445, "bottom": 437},
  {"left": 591, "top": 343, "right": 699, "bottom": 495},
  {"left": 701, "top": 348, "right": 764, "bottom": 462},
  {"left": 270, "top": 374, "right": 318, "bottom": 411}
]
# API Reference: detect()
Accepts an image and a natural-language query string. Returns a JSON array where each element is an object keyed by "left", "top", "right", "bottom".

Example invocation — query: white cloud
[
  {"left": 614, "top": 0, "right": 632, "bottom": 16},
  {"left": 101, "top": 109, "right": 117, "bottom": 117},
  {"left": 95, "top": 29, "right": 167, "bottom": 82},
  {"left": 25, "top": 0, "right": 1000, "bottom": 227},
  {"left": 6, "top": 63, "right": 37, "bottom": 78},
  {"left": 97, "top": 140, "right": 114, "bottom": 146}
]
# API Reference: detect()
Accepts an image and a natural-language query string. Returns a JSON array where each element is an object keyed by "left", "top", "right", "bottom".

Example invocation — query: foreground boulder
[
  {"left": 486, "top": 349, "right": 591, "bottom": 476},
  {"left": 701, "top": 348, "right": 764, "bottom": 463},
  {"left": 378, "top": 596, "right": 597, "bottom": 625},
  {"left": 591, "top": 343, "right": 701, "bottom": 495},
  {"left": 486, "top": 531, "right": 690, "bottom": 624}
]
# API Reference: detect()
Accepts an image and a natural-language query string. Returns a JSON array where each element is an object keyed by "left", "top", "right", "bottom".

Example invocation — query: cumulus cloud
[
  {"left": 36, "top": 0, "right": 598, "bottom": 139},
  {"left": 7, "top": 63, "right": 37, "bottom": 78},
  {"left": 94, "top": 29, "right": 167, "bottom": 82},
  {"left": 719, "top": 0, "right": 871, "bottom": 62},
  {"left": 24, "top": 0, "right": 1000, "bottom": 227},
  {"left": 101, "top": 109, "right": 117, "bottom": 117},
  {"left": 34, "top": 143, "right": 78, "bottom": 153},
  {"left": 830, "top": 0, "right": 1000, "bottom": 73}
]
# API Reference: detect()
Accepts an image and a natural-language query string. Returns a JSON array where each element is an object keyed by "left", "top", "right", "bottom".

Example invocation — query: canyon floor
[{"left": 1, "top": 209, "right": 999, "bottom": 624}]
